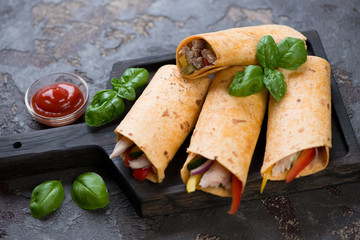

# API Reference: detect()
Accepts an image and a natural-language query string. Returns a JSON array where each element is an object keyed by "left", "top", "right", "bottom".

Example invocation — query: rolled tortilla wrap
[
  {"left": 180, "top": 66, "right": 268, "bottom": 197},
  {"left": 261, "top": 56, "right": 332, "bottom": 180},
  {"left": 176, "top": 24, "right": 306, "bottom": 79},
  {"left": 111, "top": 65, "right": 211, "bottom": 183}
]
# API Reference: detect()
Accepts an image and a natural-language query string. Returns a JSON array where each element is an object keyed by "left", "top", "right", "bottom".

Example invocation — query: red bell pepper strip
[
  {"left": 204, "top": 58, "right": 210, "bottom": 66},
  {"left": 133, "top": 167, "right": 152, "bottom": 181},
  {"left": 228, "top": 175, "right": 243, "bottom": 214},
  {"left": 286, "top": 148, "right": 316, "bottom": 183}
]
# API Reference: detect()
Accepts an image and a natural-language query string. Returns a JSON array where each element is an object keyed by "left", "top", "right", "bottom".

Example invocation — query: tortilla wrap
[
  {"left": 261, "top": 56, "right": 332, "bottom": 180},
  {"left": 114, "top": 65, "right": 211, "bottom": 183},
  {"left": 176, "top": 24, "right": 306, "bottom": 79},
  {"left": 180, "top": 66, "right": 268, "bottom": 197}
]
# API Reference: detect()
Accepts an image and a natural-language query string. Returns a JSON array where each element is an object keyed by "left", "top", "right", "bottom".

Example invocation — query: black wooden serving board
[{"left": 1, "top": 30, "right": 360, "bottom": 217}]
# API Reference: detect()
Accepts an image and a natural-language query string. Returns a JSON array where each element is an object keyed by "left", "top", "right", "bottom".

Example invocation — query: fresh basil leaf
[
  {"left": 117, "top": 85, "right": 136, "bottom": 101},
  {"left": 277, "top": 37, "right": 307, "bottom": 70},
  {"left": 264, "top": 68, "right": 287, "bottom": 102},
  {"left": 85, "top": 90, "right": 125, "bottom": 127},
  {"left": 71, "top": 172, "right": 109, "bottom": 210},
  {"left": 229, "top": 65, "right": 265, "bottom": 97},
  {"left": 256, "top": 35, "right": 279, "bottom": 69},
  {"left": 111, "top": 68, "right": 149, "bottom": 91},
  {"left": 30, "top": 180, "right": 65, "bottom": 218}
]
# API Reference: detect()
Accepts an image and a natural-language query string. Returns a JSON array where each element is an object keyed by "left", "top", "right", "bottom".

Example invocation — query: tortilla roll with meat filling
[
  {"left": 260, "top": 56, "right": 331, "bottom": 191},
  {"left": 180, "top": 66, "right": 268, "bottom": 214},
  {"left": 176, "top": 24, "right": 306, "bottom": 79},
  {"left": 110, "top": 65, "right": 211, "bottom": 183}
]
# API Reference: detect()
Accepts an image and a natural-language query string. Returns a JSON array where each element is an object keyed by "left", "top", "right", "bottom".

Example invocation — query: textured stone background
[{"left": 0, "top": 0, "right": 360, "bottom": 239}]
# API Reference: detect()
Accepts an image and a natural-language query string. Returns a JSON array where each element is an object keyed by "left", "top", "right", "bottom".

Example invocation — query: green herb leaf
[
  {"left": 256, "top": 35, "right": 279, "bottom": 69},
  {"left": 30, "top": 180, "right": 65, "bottom": 218},
  {"left": 117, "top": 85, "right": 136, "bottom": 101},
  {"left": 277, "top": 37, "right": 307, "bottom": 70},
  {"left": 71, "top": 172, "right": 109, "bottom": 210},
  {"left": 111, "top": 68, "right": 149, "bottom": 91},
  {"left": 264, "top": 68, "right": 287, "bottom": 102},
  {"left": 228, "top": 65, "right": 265, "bottom": 97},
  {"left": 85, "top": 90, "right": 125, "bottom": 127}
]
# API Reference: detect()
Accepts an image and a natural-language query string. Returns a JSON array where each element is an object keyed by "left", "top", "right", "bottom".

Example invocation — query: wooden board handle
[{"left": 0, "top": 123, "right": 117, "bottom": 159}]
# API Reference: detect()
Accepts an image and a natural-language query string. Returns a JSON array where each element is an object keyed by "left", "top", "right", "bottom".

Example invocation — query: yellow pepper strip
[
  {"left": 260, "top": 167, "right": 272, "bottom": 194},
  {"left": 179, "top": 55, "right": 188, "bottom": 67},
  {"left": 186, "top": 174, "right": 203, "bottom": 193}
]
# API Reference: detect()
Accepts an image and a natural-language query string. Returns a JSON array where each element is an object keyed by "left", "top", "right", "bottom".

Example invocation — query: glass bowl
[{"left": 25, "top": 72, "right": 89, "bottom": 127}]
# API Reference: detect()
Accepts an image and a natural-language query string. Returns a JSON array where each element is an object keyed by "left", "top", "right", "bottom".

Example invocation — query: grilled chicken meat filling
[{"left": 199, "top": 161, "right": 231, "bottom": 190}]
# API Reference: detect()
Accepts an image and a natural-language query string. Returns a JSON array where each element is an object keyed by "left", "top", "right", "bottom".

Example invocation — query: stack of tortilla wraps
[{"left": 110, "top": 24, "right": 332, "bottom": 211}]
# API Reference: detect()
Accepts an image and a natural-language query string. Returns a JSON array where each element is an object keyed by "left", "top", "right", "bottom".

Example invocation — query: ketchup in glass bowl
[{"left": 25, "top": 73, "right": 89, "bottom": 127}]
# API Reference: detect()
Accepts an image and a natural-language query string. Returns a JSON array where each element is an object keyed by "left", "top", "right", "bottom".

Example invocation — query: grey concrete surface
[{"left": 0, "top": 0, "right": 359, "bottom": 239}]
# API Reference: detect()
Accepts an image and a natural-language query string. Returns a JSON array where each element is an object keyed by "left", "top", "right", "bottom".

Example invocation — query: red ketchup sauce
[{"left": 32, "top": 82, "right": 84, "bottom": 117}]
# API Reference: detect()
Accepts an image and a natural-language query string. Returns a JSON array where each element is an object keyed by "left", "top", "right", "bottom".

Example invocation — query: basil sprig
[
  {"left": 229, "top": 35, "right": 307, "bottom": 101},
  {"left": 71, "top": 172, "right": 109, "bottom": 210},
  {"left": 85, "top": 68, "right": 149, "bottom": 127},
  {"left": 111, "top": 68, "right": 149, "bottom": 92},
  {"left": 30, "top": 180, "right": 65, "bottom": 218}
]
